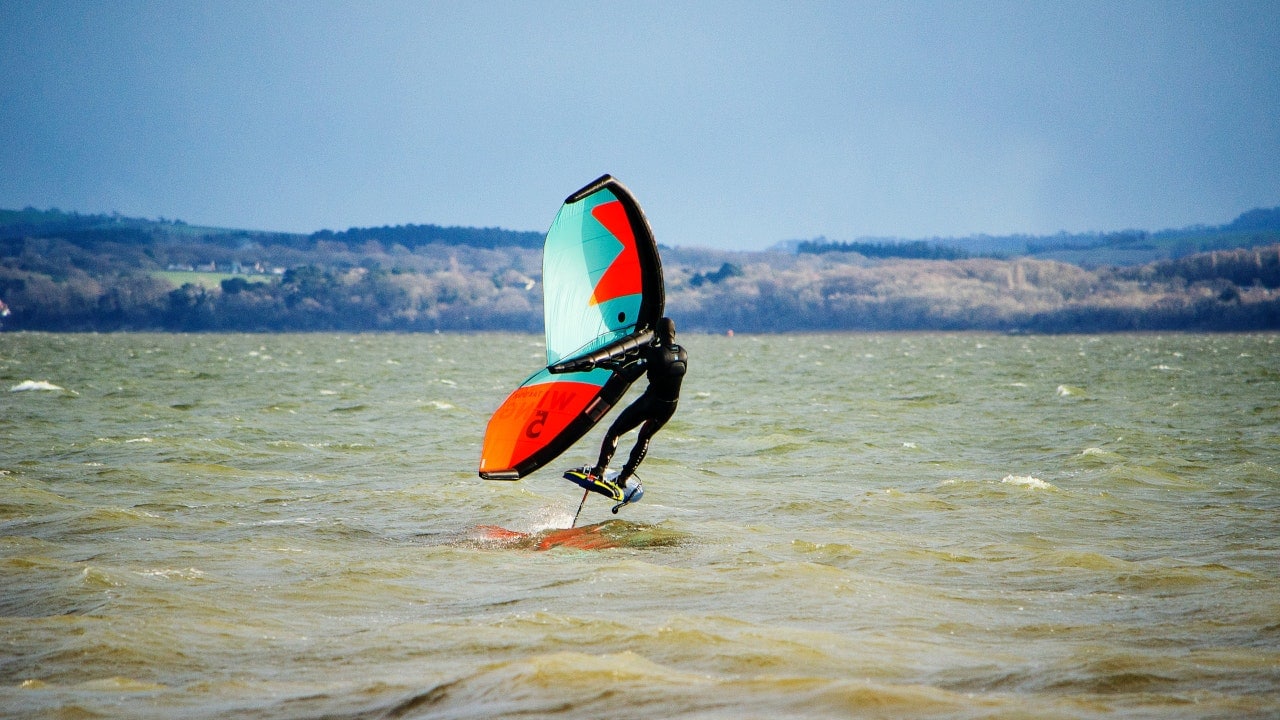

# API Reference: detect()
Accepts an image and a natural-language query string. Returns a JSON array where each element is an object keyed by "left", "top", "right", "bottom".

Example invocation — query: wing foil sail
[{"left": 479, "top": 176, "right": 664, "bottom": 480}]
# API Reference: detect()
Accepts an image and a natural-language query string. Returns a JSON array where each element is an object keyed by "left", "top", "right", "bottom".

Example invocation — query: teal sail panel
[{"left": 542, "top": 176, "right": 664, "bottom": 366}]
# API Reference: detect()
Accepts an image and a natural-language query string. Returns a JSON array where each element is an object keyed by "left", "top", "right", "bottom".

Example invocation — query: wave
[
  {"left": 9, "top": 379, "right": 70, "bottom": 393},
  {"left": 1000, "top": 474, "right": 1054, "bottom": 490},
  {"left": 937, "top": 475, "right": 1060, "bottom": 492},
  {"left": 374, "top": 650, "right": 979, "bottom": 720}
]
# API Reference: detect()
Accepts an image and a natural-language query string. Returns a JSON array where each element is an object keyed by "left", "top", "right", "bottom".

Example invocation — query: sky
[{"left": 2, "top": 1, "right": 1278, "bottom": 250}]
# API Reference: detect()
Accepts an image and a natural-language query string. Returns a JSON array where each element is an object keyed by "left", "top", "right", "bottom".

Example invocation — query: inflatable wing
[{"left": 479, "top": 175, "right": 664, "bottom": 479}]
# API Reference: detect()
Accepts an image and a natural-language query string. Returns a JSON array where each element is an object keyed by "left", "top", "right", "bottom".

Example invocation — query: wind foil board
[{"left": 563, "top": 466, "right": 644, "bottom": 513}]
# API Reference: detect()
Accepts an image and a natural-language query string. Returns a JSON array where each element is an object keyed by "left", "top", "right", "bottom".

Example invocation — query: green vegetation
[
  {"left": 793, "top": 207, "right": 1280, "bottom": 267},
  {"left": 153, "top": 271, "right": 275, "bottom": 290},
  {"left": 2, "top": 206, "right": 1279, "bottom": 333}
]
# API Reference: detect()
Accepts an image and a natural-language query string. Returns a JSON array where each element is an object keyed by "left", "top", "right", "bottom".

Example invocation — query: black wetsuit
[{"left": 595, "top": 340, "right": 687, "bottom": 481}]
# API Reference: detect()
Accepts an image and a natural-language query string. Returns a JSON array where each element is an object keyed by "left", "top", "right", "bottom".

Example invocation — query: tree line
[
  {"left": 797, "top": 238, "right": 970, "bottom": 261},
  {"left": 2, "top": 208, "right": 1280, "bottom": 333}
]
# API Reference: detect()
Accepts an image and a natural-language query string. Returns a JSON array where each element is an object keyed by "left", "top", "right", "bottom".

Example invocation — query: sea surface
[{"left": 2, "top": 331, "right": 1278, "bottom": 719}]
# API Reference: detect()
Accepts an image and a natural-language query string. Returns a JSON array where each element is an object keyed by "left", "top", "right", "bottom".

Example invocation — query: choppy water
[{"left": 2, "top": 331, "right": 1278, "bottom": 719}]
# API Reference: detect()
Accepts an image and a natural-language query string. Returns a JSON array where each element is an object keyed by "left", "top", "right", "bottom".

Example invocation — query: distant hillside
[
  {"left": 792, "top": 206, "right": 1280, "bottom": 267},
  {"left": 0, "top": 208, "right": 310, "bottom": 256},
  {"left": 0, "top": 208, "right": 543, "bottom": 251},
  {"left": 11, "top": 204, "right": 1278, "bottom": 263}
]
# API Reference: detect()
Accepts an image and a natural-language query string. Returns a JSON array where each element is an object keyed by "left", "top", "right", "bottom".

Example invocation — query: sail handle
[{"left": 548, "top": 328, "right": 654, "bottom": 375}]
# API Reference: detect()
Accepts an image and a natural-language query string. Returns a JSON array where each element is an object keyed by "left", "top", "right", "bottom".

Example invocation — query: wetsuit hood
[{"left": 655, "top": 317, "right": 676, "bottom": 345}]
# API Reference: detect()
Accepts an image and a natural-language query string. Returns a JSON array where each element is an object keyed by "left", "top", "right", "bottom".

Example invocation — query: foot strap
[{"left": 564, "top": 467, "right": 622, "bottom": 501}]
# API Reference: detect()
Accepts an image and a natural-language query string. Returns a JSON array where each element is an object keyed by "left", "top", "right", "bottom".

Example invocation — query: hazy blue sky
[{"left": 2, "top": 1, "right": 1277, "bottom": 249}]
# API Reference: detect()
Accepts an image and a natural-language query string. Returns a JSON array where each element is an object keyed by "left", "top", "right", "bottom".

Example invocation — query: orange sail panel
[{"left": 479, "top": 374, "right": 605, "bottom": 478}]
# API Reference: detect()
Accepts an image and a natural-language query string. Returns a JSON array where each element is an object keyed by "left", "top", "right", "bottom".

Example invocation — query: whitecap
[
  {"left": 9, "top": 380, "right": 65, "bottom": 392},
  {"left": 136, "top": 567, "right": 205, "bottom": 580},
  {"left": 1001, "top": 474, "right": 1054, "bottom": 490}
]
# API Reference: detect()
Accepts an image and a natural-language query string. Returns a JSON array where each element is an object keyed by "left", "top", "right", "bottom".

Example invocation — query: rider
[{"left": 588, "top": 316, "right": 687, "bottom": 500}]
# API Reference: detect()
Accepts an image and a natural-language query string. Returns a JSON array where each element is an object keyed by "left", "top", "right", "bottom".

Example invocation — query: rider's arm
[
  {"left": 551, "top": 346, "right": 642, "bottom": 375},
  {"left": 608, "top": 354, "right": 646, "bottom": 382},
  {"left": 547, "top": 328, "right": 654, "bottom": 374}
]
